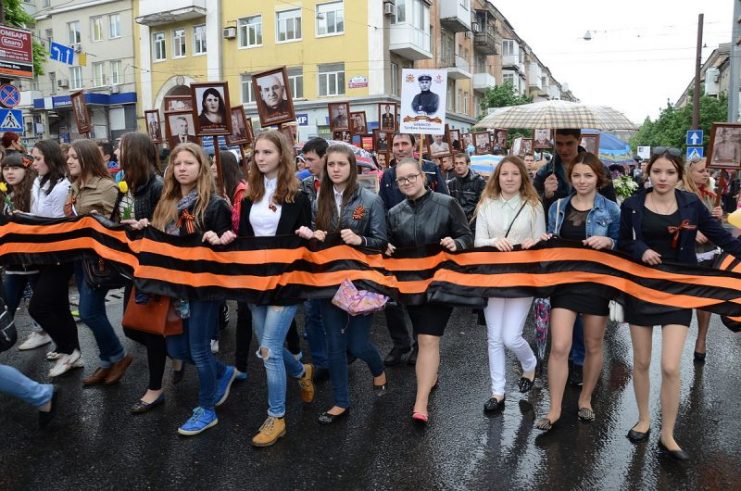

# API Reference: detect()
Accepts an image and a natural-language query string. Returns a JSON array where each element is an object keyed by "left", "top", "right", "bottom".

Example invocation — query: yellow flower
[
  {"left": 118, "top": 181, "right": 129, "bottom": 193},
  {"left": 0, "top": 182, "right": 7, "bottom": 193}
]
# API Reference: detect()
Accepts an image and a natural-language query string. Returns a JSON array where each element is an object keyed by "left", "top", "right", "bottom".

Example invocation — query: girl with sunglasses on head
[{"left": 619, "top": 148, "right": 741, "bottom": 462}]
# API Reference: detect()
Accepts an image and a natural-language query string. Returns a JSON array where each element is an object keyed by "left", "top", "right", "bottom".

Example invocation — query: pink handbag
[{"left": 331, "top": 279, "right": 389, "bottom": 316}]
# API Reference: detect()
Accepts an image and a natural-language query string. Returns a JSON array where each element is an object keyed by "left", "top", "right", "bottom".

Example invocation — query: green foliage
[
  {"left": 479, "top": 82, "right": 533, "bottom": 143},
  {"left": 3, "top": 0, "right": 46, "bottom": 75},
  {"left": 630, "top": 91, "right": 729, "bottom": 152}
]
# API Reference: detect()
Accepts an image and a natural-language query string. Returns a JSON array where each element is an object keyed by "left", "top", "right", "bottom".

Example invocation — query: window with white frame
[
  {"left": 193, "top": 25, "right": 207, "bottom": 54},
  {"left": 70, "top": 66, "right": 83, "bottom": 89},
  {"left": 45, "top": 28, "right": 53, "bottom": 44},
  {"left": 276, "top": 9, "right": 301, "bottom": 42},
  {"left": 173, "top": 29, "right": 186, "bottom": 58},
  {"left": 110, "top": 60, "right": 122, "bottom": 84},
  {"left": 394, "top": 0, "right": 406, "bottom": 23},
  {"left": 91, "top": 17, "right": 103, "bottom": 42},
  {"left": 109, "top": 14, "right": 121, "bottom": 39},
  {"left": 287, "top": 67, "right": 303, "bottom": 99},
  {"left": 238, "top": 15, "right": 262, "bottom": 48},
  {"left": 317, "top": 62, "right": 344, "bottom": 96},
  {"left": 316, "top": 2, "right": 344, "bottom": 36},
  {"left": 502, "top": 72, "right": 514, "bottom": 85},
  {"left": 502, "top": 39, "right": 514, "bottom": 56},
  {"left": 68, "top": 21, "right": 81, "bottom": 44},
  {"left": 446, "top": 80, "right": 455, "bottom": 111},
  {"left": 390, "top": 62, "right": 399, "bottom": 96},
  {"left": 92, "top": 62, "right": 105, "bottom": 86},
  {"left": 153, "top": 32, "right": 166, "bottom": 61},
  {"left": 241, "top": 74, "right": 255, "bottom": 104}
]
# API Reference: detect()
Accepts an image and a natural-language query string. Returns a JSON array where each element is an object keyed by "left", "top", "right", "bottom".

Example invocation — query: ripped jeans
[{"left": 249, "top": 304, "right": 303, "bottom": 418}]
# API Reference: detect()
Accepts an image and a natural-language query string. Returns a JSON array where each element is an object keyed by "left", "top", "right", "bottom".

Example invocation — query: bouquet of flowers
[
  {"left": 0, "top": 182, "right": 13, "bottom": 212},
  {"left": 613, "top": 175, "right": 638, "bottom": 202},
  {"left": 118, "top": 181, "right": 133, "bottom": 219}
]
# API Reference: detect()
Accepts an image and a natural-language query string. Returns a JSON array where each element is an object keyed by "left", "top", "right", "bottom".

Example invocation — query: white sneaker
[
  {"left": 18, "top": 332, "right": 52, "bottom": 351},
  {"left": 210, "top": 339, "right": 219, "bottom": 354},
  {"left": 48, "top": 350, "right": 83, "bottom": 378}
]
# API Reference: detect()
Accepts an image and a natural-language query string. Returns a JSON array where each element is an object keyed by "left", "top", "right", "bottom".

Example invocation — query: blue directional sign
[
  {"left": 0, "top": 108, "right": 23, "bottom": 132},
  {"left": 686, "top": 129, "right": 703, "bottom": 146},
  {"left": 49, "top": 42, "right": 74, "bottom": 65},
  {"left": 686, "top": 146, "right": 704, "bottom": 160}
]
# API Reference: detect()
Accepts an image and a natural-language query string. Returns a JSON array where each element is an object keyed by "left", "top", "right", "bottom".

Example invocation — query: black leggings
[
  {"left": 28, "top": 263, "right": 79, "bottom": 355},
  {"left": 122, "top": 283, "right": 167, "bottom": 391},
  {"left": 235, "top": 301, "right": 252, "bottom": 373}
]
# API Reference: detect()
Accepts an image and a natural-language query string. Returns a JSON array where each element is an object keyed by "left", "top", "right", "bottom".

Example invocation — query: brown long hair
[
  {"left": 1, "top": 153, "right": 36, "bottom": 212},
  {"left": 478, "top": 155, "right": 539, "bottom": 206},
  {"left": 152, "top": 143, "right": 215, "bottom": 231},
  {"left": 315, "top": 144, "right": 359, "bottom": 231},
  {"left": 570, "top": 152, "right": 610, "bottom": 189},
  {"left": 33, "top": 140, "right": 67, "bottom": 195},
  {"left": 120, "top": 132, "right": 158, "bottom": 192},
  {"left": 247, "top": 130, "right": 298, "bottom": 205},
  {"left": 70, "top": 139, "right": 111, "bottom": 184}
]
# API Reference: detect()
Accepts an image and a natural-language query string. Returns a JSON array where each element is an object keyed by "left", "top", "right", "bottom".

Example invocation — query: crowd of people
[{"left": 0, "top": 127, "right": 739, "bottom": 463}]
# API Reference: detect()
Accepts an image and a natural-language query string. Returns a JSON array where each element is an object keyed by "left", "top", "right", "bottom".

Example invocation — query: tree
[
  {"left": 478, "top": 82, "right": 533, "bottom": 143},
  {"left": 1, "top": 0, "right": 46, "bottom": 76}
]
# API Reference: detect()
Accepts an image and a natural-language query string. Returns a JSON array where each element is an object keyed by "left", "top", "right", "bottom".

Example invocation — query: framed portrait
[
  {"left": 426, "top": 130, "right": 452, "bottom": 158},
  {"left": 491, "top": 128, "right": 508, "bottom": 149},
  {"left": 349, "top": 111, "right": 367, "bottom": 135},
  {"left": 225, "top": 106, "right": 252, "bottom": 146},
  {"left": 449, "top": 129, "right": 461, "bottom": 152},
  {"left": 332, "top": 130, "right": 353, "bottom": 143},
  {"left": 474, "top": 131, "right": 492, "bottom": 155},
  {"left": 378, "top": 103, "right": 397, "bottom": 132},
  {"left": 580, "top": 134, "right": 600, "bottom": 155},
  {"left": 252, "top": 66, "right": 295, "bottom": 128},
  {"left": 279, "top": 123, "right": 298, "bottom": 145},
  {"left": 70, "top": 90, "right": 91, "bottom": 134},
  {"left": 519, "top": 138, "right": 534, "bottom": 156},
  {"left": 328, "top": 102, "right": 351, "bottom": 131},
  {"left": 707, "top": 123, "right": 741, "bottom": 169},
  {"left": 533, "top": 128, "right": 552, "bottom": 149},
  {"left": 164, "top": 95, "right": 193, "bottom": 112},
  {"left": 373, "top": 129, "right": 390, "bottom": 152},
  {"left": 190, "top": 82, "right": 232, "bottom": 137},
  {"left": 144, "top": 110, "right": 163, "bottom": 143},
  {"left": 375, "top": 152, "right": 390, "bottom": 169},
  {"left": 164, "top": 110, "right": 201, "bottom": 149}
]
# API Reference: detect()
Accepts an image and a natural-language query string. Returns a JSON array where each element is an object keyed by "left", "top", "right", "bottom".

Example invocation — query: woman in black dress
[{"left": 619, "top": 148, "right": 741, "bottom": 461}]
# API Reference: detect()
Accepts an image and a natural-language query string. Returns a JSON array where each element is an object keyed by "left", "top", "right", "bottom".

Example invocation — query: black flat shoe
[
  {"left": 627, "top": 425, "right": 650, "bottom": 443},
  {"left": 483, "top": 396, "right": 505, "bottom": 413},
  {"left": 318, "top": 408, "right": 349, "bottom": 425},
  {"left": 693, "top": 351, "right": 706, "bottom": 364},
  {"left": 373, "top": 381, "right": 388, "bottom": 397},
  {"left": 406, "top": 348, "right": 418, "bottom": 366},
  {"left": 39, "top": 388, "right": 59, "bottom": 429},
  {"left": 658, "top": 440, "right": 690, "bottom": 461},
  {"left": 518, "top": 374, "right": 536, "bottom": 393},
  {"left": 130, "top": 394, "right": 165, "bottom": 414},
  {"left": 383, "top": 347, "right": 410, "bottom": 367}
]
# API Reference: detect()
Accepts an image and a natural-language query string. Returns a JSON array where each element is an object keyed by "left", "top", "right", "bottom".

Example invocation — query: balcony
[
  {"left": 136, "top": 0, "right": 206, "bottom": 26},
  {"left": 390, "top": 23, "right": 432, "bottom": 61},
  {"left": 474, "top": 31, "right": 497, "bottom": 55},
  {"left": 527, "top": 63, "right": 543, "bottom": 89},
  {"left": 441, "top": 55, "right": 471, "bottom": 80},
  {"left": 473, "top": 72, "right": 495, "bottom": 93},
  {"left": 502, "top": 54, "right": 524, "bottom": 73},
  {"left": 440, "top": 1, "right": 471, "bottom": 33}
]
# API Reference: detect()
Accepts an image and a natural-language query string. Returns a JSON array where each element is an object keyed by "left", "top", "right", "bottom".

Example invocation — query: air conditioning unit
[
  {"left": 383, "top": 1, "right": 394, "bottom": 16},
  {"left": 73, "top": 44, "right": 82, "bottom": 53},
  {"left": 223, "top": 27, "right": 237, "bottom": 39},
  {"left": 472, "top": 22, "right": 480, "bottom": 33},
  {"left": 57, "top": 79, "right": 69, "bottom": 88}
]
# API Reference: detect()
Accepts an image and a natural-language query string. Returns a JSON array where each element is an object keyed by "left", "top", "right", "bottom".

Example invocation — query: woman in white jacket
[{"left": 474, "top": 155, "right": 545, "bottom": 413}]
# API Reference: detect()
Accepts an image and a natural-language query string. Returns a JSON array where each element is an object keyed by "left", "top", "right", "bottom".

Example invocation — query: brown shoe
[
  {"left": 83, "top": 367, "right": 111, "bottom": 386},
  {"left": 298, "top": 364, "right": 315, "bottom": 403},
  {"left": 104, "top": 355, "right": 133, "bottom": 385}
]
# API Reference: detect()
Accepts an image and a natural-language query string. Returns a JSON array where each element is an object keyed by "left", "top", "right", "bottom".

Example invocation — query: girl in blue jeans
[
  {"left": 297, "top": 143, "right": 387, "bottom": 424},
  {"left": 152, "top": 142, "right": 237, "bottom": 436}
]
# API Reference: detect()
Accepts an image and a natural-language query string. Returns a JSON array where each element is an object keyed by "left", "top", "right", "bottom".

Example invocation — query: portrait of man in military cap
[{"left": 411, "top": 74, "right": 440, "bottom": 116}]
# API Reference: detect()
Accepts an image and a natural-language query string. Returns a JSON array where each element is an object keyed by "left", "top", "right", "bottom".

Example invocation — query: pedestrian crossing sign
[
  {"left": 686, "top": 146, "right": 704, "bottom": 160},
  {"left": 0, "top": 108, "right": 23, "bottom": 132}
]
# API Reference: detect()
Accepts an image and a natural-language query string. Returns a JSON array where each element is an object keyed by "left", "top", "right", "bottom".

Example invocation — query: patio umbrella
[{"left": 474, "top": 100, "right": 638, "bottom": 131}]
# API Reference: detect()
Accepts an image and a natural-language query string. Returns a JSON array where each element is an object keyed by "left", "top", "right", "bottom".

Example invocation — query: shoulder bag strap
[{"left": 505, "top": 202, "right": 528, "bottom": 238}]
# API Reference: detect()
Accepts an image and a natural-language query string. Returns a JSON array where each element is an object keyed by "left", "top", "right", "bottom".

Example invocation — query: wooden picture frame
[
  {"left": 225, "top": 106, "right": 252, "bottom": 146},
  {"left": 332, "top": 129, "right": 352, "bottom": 143},
  {"left": 580, "top": 134, "right": 600, "bottom": 155},
  {"left": 707, "top": 123, "right": 741, "bottom": 169},
  {"left": 474, "top": 131, "right": 492, "bottom": 155},
  {"left": 449, "top": 129, "right": 461, "bottom": 152},
  {"left": 349, "top": 111, "right": 367, "bottom": 135},
  {"left": 191, "top": 81, "right": 232, "bottom": 137},
  {"left": 373, "top": 129, "right": 390, "bottom": 152},
  {"left": 533, "top": 128, "right": 552, "bottom": 149},
  {"left": 164, "top": 95, "right": 193, "bottom": 112},
  {"left": 519, "top": 138, "right": 534, "bottom": 156},
  {"left": 492, "top": 128, "right": 508, "bottom": 149},
  {"left": 378, "top": 103, "right": 397, "bottom": 132},
  {"left": 70, "top": 90, "right": 91, "bottom": 134},
  {"left": 144, "top": 110, "right": 163, "bottom": 144},
  {"left": 328, "top": 102, "right": 351, "bottom": 131},
  {"left": 426, "top": 129, "right": 452, "bottom": 158},
  {"left": 279, "top": 123, "right": 298, "bottom": 146},
  {"left": 164, "top": 110, "right": 201, "bottom": 149},
  {"left": 375, "top": 151, "right": 390, "bottom": 169},
  {"left": 252, "top": 66, "right": 295, "bottom": 128}
]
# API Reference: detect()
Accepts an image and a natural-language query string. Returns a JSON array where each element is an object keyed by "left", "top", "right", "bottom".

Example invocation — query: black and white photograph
[
  {"left": 374, "top": 129, "right": 389, "bottom": 152},
  {"left": 708, "top": 123, "right": 741, "bottom": 169},
  {"left": 378, "top": 103, "right": 397, "bottom": 131},
  {"left": 71, "top": 90, "right": 91, "bottom": 134},
  {"left": 492, "top": 128, "right": 508, "bottom": 149},
  {"left": 427, "top": 132, "right": 452, "bottom": 158},
  {"left": 328, "top": 102, "right": 350, "bottom": 131},
  {"left": 164, "top": 95, "right": 193, "bottom": 112},
  {"left": 580, "top": 134, "right": 600, "bottom": 155},
  {"left": 534, "top": 128, "right": 552, "bottom": 149},
  {"left": 350, "top": 111, "right": 367, "bottom": 135},
  {"left": 165, "top": 110, "right": 200, "bottom": 148},
  {"left": 520, "top": 138, "right": 534, "bottom": 156},
  {"left": 474, "top": 131, "right": 492, "bottom": 155},
  {"left": 449, "top": 129, "right": 461, "bottom": 151},
  {"left": 252, "top": 66, "right": 295, "bottom": 127},
  {"left": 144, "top": 110, "right": 162, "bottom": 143},
  {"left": 225, "top": 106, "right": 252, "bottom": 146},
  {"left": 191, "top": 82, "right": 232, "bottom": 136},
  {"left": 400, "top": 68, "right": 447, "bottom": 135}
]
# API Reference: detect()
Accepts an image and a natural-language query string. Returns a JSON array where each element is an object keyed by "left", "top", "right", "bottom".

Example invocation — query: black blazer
[{"left": 239, "top": 190, "right": 311, "bottom": 237}]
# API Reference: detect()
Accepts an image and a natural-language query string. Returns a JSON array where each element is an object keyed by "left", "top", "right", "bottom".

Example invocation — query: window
[
  {"left": 241, "top": 74, "right": 255, "bottom": 104},
  {"left": 316, "top": 2, "right": 344, "bottom": 36},
  {"left": 109, "top": 14, "right": 121, "bottom": 39},
  {"left": 173, "top": 29, "right": 186, "bottom": 58},
  {"left": 110, "top": 60, "right": 122, "bottom": 84},
  {"left": 502, "top": 72, "right": 514, "bottom": 85},
  {"left": 193, "top": 25, "right": 207, "bottom": 54},
  {"left": 45, "top": 28, "right": 53, "bottom": 44},
  {"left": 67, "top": 21, "right": 81, "bottom": 44},
  {"left": 70, "top": 66, "right": 83, "bottom": 89},
  {"left": 238, "top": 15, "right": 262, "bottom": 48},
  {"left": 394, "top": 0, "right": 406, "bottom": 23},
  {"left": 153, "top": 32, "right": 166, "bottom": 61},
  {"left": 276, "top": 9, "right": 301, "bottom": 42},
  {"left": 502, "top": 39, "right": 514, "bottom": 56},
  {"left": 91, "top": 17, "right": 104, "bottom": 42},
  {"left": 441, "top": 30, "right": 454, "bottom": 65},
  {"left": 390, "top": 62, "right": 399, "bottom": 96},
  {"left": 93, "top": 62, "right": 105, "bottom": 86},
  {"left": 446, "top": 80, "right": 455, "bottom": 111},
  {"left": 317, "top": 63, "right": 344, "bottom": 96},
  {"left": 287, "top": 67, "right": 303, "bottom": 99}
]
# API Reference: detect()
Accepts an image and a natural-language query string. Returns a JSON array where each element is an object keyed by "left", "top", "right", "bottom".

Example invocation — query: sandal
[
  {"left": 535, "top": 417, "right": 557, "bottom": 432},
  {"left": 578, "top": 407, "right": 595, "bottom": 422},
  {"left": 518, "top": 374, "right": 535, "bottom": 393}
]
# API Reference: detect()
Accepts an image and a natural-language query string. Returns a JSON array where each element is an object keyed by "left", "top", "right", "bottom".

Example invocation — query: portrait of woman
[{"left": 190, "top": 82, "right": 232, "bottom": 136}]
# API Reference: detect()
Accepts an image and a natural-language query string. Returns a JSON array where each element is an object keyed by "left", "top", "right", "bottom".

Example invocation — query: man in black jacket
[{"left": 447, "top": 152, "right": 486, "bottom": 221}]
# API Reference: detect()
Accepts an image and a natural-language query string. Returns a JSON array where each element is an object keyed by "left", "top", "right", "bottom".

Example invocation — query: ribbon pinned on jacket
[{"left": 667, "top": 219, "right": 697, "bottom": 249}]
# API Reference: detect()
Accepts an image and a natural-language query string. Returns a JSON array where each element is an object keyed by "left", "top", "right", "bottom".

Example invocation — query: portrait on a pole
[
  {"left": 328, "top": 102, "right": 350, "bottom": 131},
  {"left": 252, "top": 66, "right": 295, "bottom": 127},
  {"left": 144, "top": 110, "right": 163, "bottom": 143},
  {"left": 580, "top": 134, "right": 600, "bottom": 155},
  {"left": 225, "top": 106, "right": 252, "bottom": 146},
  {"left": 165, "top": 110, "right": 201, "bottom": 148},
  {"left": 70, "top": 90, "right": 91, "bottom": 134},
  {"left": 378, "top": 103, "right": 397, "bottom": 131},
  {"left": 191, "top": 82, "right": 232, "bottom": 136},
  {"left": 164, "top": 95, "right": 193, "bottom": 112},
  {"left": 707, "top": 123, "right": 741, "bottom": 169},
  {"left": 399, "top": 69, "right": 447, "bottom": 135}
]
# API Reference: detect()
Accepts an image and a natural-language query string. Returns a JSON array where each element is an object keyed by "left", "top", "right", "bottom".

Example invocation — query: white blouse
[
  {"left": 249, "top": 176, "right": 282, "bottom": 237},
  {"left": 475, "top": 195, "right": 545, "bottom": 246},
  {"left": 30, "top": 177, "right": 70, "bottom": 218}
]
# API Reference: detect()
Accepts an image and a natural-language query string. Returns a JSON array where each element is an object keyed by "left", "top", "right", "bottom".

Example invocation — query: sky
[{"left": 492, "top": 0, "right": 734, "bottom": 124}]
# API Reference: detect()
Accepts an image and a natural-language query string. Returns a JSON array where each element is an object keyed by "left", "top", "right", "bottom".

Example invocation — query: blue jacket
[
  {"left": 379, "top": 158, "right": 449, "bottom": 210},
  {"left": 618, "top": 189, "right": 741, "bottom": 264},
  {"left": 548, "top": 193, "right": 621, "bottom": 248}
]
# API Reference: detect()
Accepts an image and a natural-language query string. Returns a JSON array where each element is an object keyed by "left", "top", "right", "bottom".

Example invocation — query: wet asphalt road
[{"left": 1, "top": 294, "right": 740, "bottom": 491}]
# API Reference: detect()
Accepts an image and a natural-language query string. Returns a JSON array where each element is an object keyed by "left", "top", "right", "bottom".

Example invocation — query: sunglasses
[{"left": 652, "top": 147, "right": 681, "bottom": 157}]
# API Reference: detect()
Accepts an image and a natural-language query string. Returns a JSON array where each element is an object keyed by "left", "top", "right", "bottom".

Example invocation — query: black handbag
[
  {"left": 0, "top": 297, "right": 17, "bottom": 353},
  {"left": 82, "top": 190, "right": 129, "bottom": 290}
]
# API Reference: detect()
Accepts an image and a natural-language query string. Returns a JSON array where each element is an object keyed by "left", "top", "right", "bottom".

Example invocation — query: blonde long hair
[
  {"left": 478, "top": 155, "right": 540, "bottom": 207},
  {"left": 152, "top": 143, "right": 215, "bottom": 230}
]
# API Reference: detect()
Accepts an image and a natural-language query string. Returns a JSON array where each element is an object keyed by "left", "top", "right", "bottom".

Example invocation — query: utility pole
[
  {"left": 692, "top": 13, "right": 704, "bottom": 129},
  {"left": 729, "top": 0, "right": 741, "bottom": 122}
]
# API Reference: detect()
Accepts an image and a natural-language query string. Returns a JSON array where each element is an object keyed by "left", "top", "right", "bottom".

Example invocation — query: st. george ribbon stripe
[{"left": 0, "top": 214, "right": 739, "bottom": 317}]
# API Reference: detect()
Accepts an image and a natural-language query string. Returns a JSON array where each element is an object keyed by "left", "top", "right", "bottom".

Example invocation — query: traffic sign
[
  {"left": 686, "top": 129, "right": 703, "bottom": 146},
  {"left": 49, "top": 42, "right": 75, "bottom": 65},
  {"left": 0, "top": 109, "right": 23, "bottom": 132},
  {"left": 686, "top": 146, "right": 704, "bottom": 160},
  {"left": 0, "top": 84, "right": 21, "bottom": 108}
]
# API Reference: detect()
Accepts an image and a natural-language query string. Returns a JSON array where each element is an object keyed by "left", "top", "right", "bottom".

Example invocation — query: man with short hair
[
  {"left": 173, "top": 117, "right": 199, "bottom": 144},
  {"left": 447, "top": 152, "right": 486, "bottom": 221},
  {"left": 411, "top": 75, "right": 439, "bottom": 115},
  {"left": 524, "top": 153, "right": 537, "bottom": 179}
]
